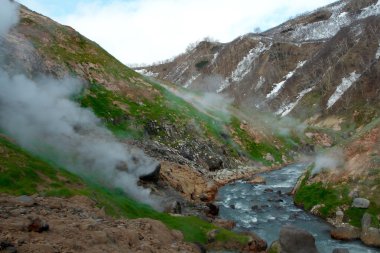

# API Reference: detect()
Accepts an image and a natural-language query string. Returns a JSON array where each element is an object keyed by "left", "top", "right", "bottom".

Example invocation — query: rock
[
  {"left": 165, "top": 201, "right": 182, "bottom": 214},
  {"left": 361, "top": 227, "right": 380, "bottom": 247},
  {"left": 194, "top": 243, "right": 207, "bottom": 253},
  {"left": 264, "top": 188, "right": 274, "bottom": 193},
  {"left": 207, "top": 229, "right": 220, "bottom": 243},
  {"left": 206, "top": 203, "right": 219, "bottom": 216},
  {"left": 244, "top": 231, "right": 267, "bottom": 252},
  {"left": 0, "top": 241, "right": 17, "bottom": 253},
  {"left": 247, "top": 176, "right": 266, "bottom": 184},
  {"left": 265, "top": 153, "right": 275, "bottom": 162},
  {"left": 348, "top": 190, "right": 359, "bottom": 199},
  {"left": 206, "top": 157, "right": 224, "bottom": 171},
  {"left": 213, "top": 219, "right": 235, "bottom": 230},
  {"left": 267, "top": 240, "right": 281, "bottom": 253},
  {"left": 139, "top": 163, "right": 161, "bottom": 182},
  {"left": 361, "top": 213, "right": 372, "bottom": 231},
  {"left": 332, "top": 248, "right": 349, "bottom": 253},
  {"left": 330, "top": 224, "right": 361, "bottom": 241},
  {"left": 13, "top": 195, "right": 35, "bottom": 207},
  {"left": 336, "top": 210, "right": 344, "bottom": 224},
  {"left": 310, "top": 204, "right": 325, "bottom": 215},
  {"left": 27, "top": 217, "right": 49, "bottom": 233},
  {"left": 251, "top": 205, "right": 260, "bottom": 211},
  {"left": 279, "top": 225, "right": 319, "bottom": 253},
  {"left": 352, "top": 198, "right": 370, "bottom": 208}
]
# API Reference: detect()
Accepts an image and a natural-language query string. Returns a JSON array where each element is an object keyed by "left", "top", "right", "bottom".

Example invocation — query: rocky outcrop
[
  {"left": 159, "top": 161, "right": 218, "bottom": 201},
  {"left": 279, "top": 225, "right": 319, "bottom": 253}
]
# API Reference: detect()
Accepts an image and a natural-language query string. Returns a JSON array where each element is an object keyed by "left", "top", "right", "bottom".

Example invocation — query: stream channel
[{"left": 216, "top": 163, "right": 379, "bottom": 253}]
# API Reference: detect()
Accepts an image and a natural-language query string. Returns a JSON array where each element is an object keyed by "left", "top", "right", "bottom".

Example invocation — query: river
[{"left": 216, "top": 163, "right": 379, "bottom": 253}]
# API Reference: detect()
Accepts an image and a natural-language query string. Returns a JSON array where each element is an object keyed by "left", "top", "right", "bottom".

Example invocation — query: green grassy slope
[{"left": 0, "top": 135, "right": 247, "bottom": 245}]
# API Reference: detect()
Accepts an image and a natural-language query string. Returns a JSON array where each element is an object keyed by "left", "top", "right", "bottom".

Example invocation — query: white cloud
[{"left": 19, "top": 0, "right": 336, "bottom": 65}]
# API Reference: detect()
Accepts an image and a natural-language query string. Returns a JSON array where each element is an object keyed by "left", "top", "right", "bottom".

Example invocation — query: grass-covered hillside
[
  {"left": 0, "top": 135, "right": 249, "bottom": 245},
  {"left": 9, "top": 5, "right": 300, "bottom": 170},
  {"left": 0, "top": 4, "right": 301, "bottom": 251}
]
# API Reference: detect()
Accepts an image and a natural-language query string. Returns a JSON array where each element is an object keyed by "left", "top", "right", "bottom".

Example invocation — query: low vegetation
[
  {"left": 0, "top": 135, "right": 248, "bottom": 245},
  {"left": 295, "top": 169, "right": 380, "bottom": 228}
]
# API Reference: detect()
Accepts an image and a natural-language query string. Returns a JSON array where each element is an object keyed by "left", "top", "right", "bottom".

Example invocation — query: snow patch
[
  {"left": 211, "top": 52, "right": 219, "bottom": 65},
  {"left": 327, "top": 72, "right": 361, "bottom": 109},
  {"left": 230, "top": 42, "right": 270, "bottom": 83},
  {"left": 287, "top": 1, "right": 380, "bottom": 41},
  {"left": 183, "top": 73, "right": 200, "bottom": 88},
  {"left": 254, "top": 76, "right": 265, "bottom": 91},
  {"left": 338, "top": 12, "right": 347, "bottom": 18},
  {"left": 276, "top": 87, "right": 314, "bottom": 117},
  {"left": 358, "top": 0, "right": 380, "bottom": 19},
  {"left": 290, "top": 2, "right": 349, "bottom": 41},
  {"left": 266, "top": 61, "right": 306, "bottom": 99},
  {"left": 136, "top": 69, "right": 158, "bottom": 78},
  {"left": 216, "top": 79, "right": 231, "bottom": 93},
  {"left": 376, "top": 43, "right": 380, "bottom": 60}
]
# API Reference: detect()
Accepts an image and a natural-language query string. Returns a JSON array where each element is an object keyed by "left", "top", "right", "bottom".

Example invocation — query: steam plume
[
  {"left": 312, "top": 148, "right": 344, "bottom": 176},
  {"left": 0, "top": 1, "right": 159, "bottom": 207}
]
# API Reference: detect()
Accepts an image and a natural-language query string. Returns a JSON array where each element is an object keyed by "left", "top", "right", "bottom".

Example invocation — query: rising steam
[
  {"left": 0, "top": 1, "right": 159, "bottom": 207},
  {"left": 312, "top": 148, "right": 344, "bottom": 176}
]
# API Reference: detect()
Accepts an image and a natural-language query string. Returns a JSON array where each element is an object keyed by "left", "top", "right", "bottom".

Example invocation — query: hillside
[
  {"left": 142, "top": 0, "right": 380, "bottom": 127},
  {"left": 139, "top": 0, "right": 380, "bottom": 245},
  {"left": 0, "top": 2, "right": 301, "bottom": 252},
  {"left": 2, "top": 4, "right": 302, "bottom": 202}
]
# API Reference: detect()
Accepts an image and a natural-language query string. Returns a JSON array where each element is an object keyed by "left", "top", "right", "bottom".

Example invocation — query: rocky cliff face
[{"left": 142, "top": 0, "right": 380, "bottom": 127}]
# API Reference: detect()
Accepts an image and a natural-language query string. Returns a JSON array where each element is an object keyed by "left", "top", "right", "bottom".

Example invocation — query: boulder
[
  {"left": 206, "top": 203, "right": 219, "bottom": 216},
  {"left": 361, "top": 227, "right": 380, "bottom": 247},
  {"left": 165, "top": 201, "right": 182, "bottom": 214},
  {"left": 206, "top": 157, "right": 224, "bottom": 171},
  {"left": 13, "top": 195, "right": 35, "bottom": 207},
  {"left": 0, "top": 241, "right": 17, "bottom": 253},
  {"left": 207, "top": 229, "right": 220, "bottom": 243},
  {"left": 247, "top": 176, "right": 266, "bottom": 184},
  {"left": 279, "top": 225, "right": 319, "bottom": 253},
  {"left": 336, "top": 210, "right": 344, "bottom": 224},
  {"left": 352, "top": 198, "right": 370, "bottom": 208},
  {"left": 139, "top": 163, "right": 161, "bottom": 182},
  {"left": 213, "top": 219, "right": 235, "bottom": 230},
  {"left": 361, "top": 213, "right": 372, "bottom": 231},
  {"left": 267, "top": 240, "right": 281, "bottom": 253},
  {"left": 244, "top": 232, "right": 267, "bottom": 252},
  {"left": 332, "top": 248, "right": 349, "bottom": 253},
  {"left": 330, "top": 224, "right": 361, "bottom": 241},
  {"left": 27, "top": 217, "right": 49, "bottom": 233},
  {"left": 310, "top": 204, "right": 325, "bottom": 216}
]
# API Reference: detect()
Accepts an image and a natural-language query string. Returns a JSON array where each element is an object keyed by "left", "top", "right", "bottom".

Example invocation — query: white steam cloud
[
  {"left": 0, "top": 1, "right": 159, "bottom": 207},
  {"left": 0, "top": 0, "right": 19, "bottom": 37},
  {"left": 162, "top": 82, "right": 233, "bottom": 122},
  {"left": 312, "top": 148, "right": 344, "bottom": 176}
]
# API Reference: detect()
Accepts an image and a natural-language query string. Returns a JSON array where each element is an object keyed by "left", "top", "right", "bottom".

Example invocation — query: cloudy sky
[{"left": 18, "top": 0, "right": 336, "bottom": 65}]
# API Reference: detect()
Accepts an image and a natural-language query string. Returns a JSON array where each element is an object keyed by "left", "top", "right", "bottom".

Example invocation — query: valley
[{"left": 0, "top": 0, "right": 379, "bottom": 252}]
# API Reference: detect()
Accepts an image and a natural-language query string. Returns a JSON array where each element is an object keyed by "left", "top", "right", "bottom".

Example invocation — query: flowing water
[{"left": 216, "top": 164, "right": 379, "bottom": 253}]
